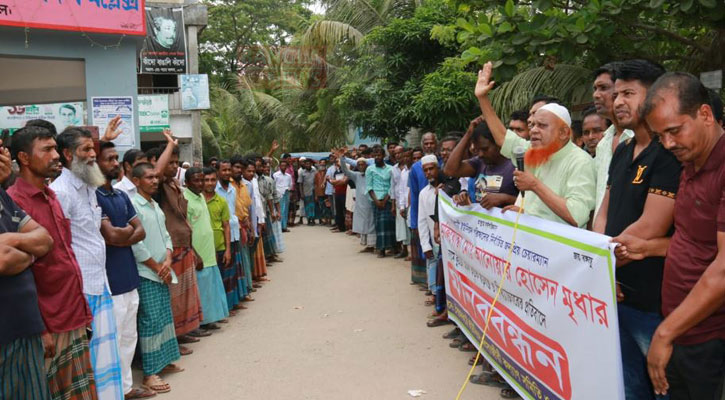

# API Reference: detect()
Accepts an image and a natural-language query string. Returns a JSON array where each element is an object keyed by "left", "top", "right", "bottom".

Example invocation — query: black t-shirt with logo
[
  {"left": 605, "top": 137, "right": 681, "bottom": 313},
  {"left": 0, "top": 188, "right": 45, "bottom": 345}
]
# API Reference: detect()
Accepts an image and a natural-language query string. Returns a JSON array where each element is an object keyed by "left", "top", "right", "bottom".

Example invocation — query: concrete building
[{"left": 0, "top": 0, "right": 207, "bottom": 163}]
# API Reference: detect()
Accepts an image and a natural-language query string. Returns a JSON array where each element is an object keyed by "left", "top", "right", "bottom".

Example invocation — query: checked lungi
[
  {"left": 239, "top": 244, "right": 253, "bottom": 296},
  {"left": 373, "top": 202, "right": 396, "bottom": 251},
  {"left": 409, "top": 229, "right": 427, "bottom": 284},
  {"left": 303, "top": 195, "right": 316, "bottom": 220},
  {"left": 262, "top": 216, "right": 277, "bottom": 258},
  {"left": 280, "top": 192, "right": 290, "bottom": 230},
  {"left": 137, "top": 278, "right": 180, "bottom": 376},
  {"left": 217, "top": 248, "right": 241, "bottom": 310},
  {"left": 45, "top": 328, "right": 96, "bottom": 400},
  {"left": 85, "top": 290, "right": 124, "bottom": 400},
  {"left": 1, "top": 335, "right": 51, "bottom": 400},
  {"left": 271, "top": 219, "right": 286, "bottom": 253},
  {"left": 168, "top": 247, "right": 203, "bottom": 336}
]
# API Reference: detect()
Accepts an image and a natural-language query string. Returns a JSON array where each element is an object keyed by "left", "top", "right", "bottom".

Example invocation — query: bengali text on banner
[{"left": 439, "top": 193, "right": 624, "bottom": 400}]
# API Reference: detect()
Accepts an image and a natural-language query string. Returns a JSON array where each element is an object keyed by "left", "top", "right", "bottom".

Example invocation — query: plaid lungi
[
  {"left": 239, "top": 245, "right": 253, "bottom": 296},
  {"left": 85, "top": 291, "right": 123, "bottom": 400},
  {"left": 303, "top": 195, "right": 316, "bottom": 219},
  {"left": 168, "top": 247, "right": 203, "bottom": 336},
  {"left": 262, "top": 216, "right": 277, "bottom": 257},
  {"left": 217, "top": 249, "right": 241, "bottom": 309},
  {"left": 45, "top": 328, "right": 96, "bottom": 400},
  {"left": 272, "top": 220, "right": 285, "bottom": 253},
  {"left": 409, "top": 229, "right": 427, "bottom": 284},
  {"left": 137, "top": 278, "right": 180, "bottom": 376},
  {"left": 373, "top": 202, "right": 396, "bottom": 250},
  {"left": 316, "top": 197, "right": 331, "bottom": 220},
  {"left": 1, "top": 335, "right": 51, "bottom": 400}
]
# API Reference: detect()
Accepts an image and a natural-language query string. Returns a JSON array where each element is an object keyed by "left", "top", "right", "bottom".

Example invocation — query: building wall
[{"left": 0, "top": 27, "right": 142, "bottom": 149}]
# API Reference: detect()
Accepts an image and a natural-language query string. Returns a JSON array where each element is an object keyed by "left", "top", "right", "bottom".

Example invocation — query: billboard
[
  {"left": 138, "top": 94, "right": 169, "bottom": 133},
  {"left": 0, "top": 102, "right": 85, "bottom": 134},
  {"left": 0, "top": 0, "right": 146, "bottom": 36},
  {"left": 91, "top": 97, "right": 135, "bottom": 149},
  {"left": 139, "top": 6, "right": 186, "bottom": 74}
]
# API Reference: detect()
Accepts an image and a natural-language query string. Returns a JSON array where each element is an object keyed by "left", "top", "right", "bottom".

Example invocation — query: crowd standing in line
[{"left": 1, "top": 58, "right": 724, "bottom": 400}]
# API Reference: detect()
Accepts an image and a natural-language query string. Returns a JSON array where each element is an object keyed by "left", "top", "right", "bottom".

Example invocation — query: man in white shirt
[
  {"left": 273, "top": 160, "right": 293, "bottom": 232},
  {"left": 51, "top": 127, "right": 124, "bottom": 400},
  {"left": 392, "top": 146, "right": 411, "bottom": 258},
  {"left": 418, "top": 155, "right": 441, "bottom": 306},
  {"left": 114, "top": 148, "right": 147, "bottom": 198}
]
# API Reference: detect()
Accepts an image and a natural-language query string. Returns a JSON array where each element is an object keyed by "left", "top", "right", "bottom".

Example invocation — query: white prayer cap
[
  {"left": 182, "top": 162, "right": 190, "bottom": 168},
  {"left": 538, "top": 103, "right": 572, "bottom": 128},
  {"left": 356, "top": 157, "right": 367, "bottom": 164},
  {"left": 421, "top": 154, "right": 438, "bottom": 166},
  {"left": 299, "top": 157, "right": 307, "bottom": 161}
]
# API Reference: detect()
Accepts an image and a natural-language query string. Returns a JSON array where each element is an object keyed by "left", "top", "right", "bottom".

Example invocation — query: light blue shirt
[
  {"left": 131, "top": 194, "right": 177, "bottom": 284},
  {"left": 365, "top": 163, "right": 393, "bottom": 200},
  {"left": 216, "top": 181, "right": 240, "bottom": 242},
  {"left": 325, "top": 166, "right": 336, "bottom": 195}
]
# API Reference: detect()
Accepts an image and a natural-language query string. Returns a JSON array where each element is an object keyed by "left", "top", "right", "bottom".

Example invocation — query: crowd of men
[
  {"left": 281, "top": 60, "right": 724, "bottom": 400},
  {"left": 2, "top": 58, "right": 724, "bottom": 400},
  {"left": 1, "top": 120, "right": 289, "bottom": 399}
]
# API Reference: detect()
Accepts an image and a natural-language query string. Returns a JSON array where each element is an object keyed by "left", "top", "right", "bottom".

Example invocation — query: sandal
[
  {"left": 178, "top": 346, "right": 193, "bottom": 356},
  {"left": 459, "top": 342, "right": 477, "bottom": 352},
  {"left": 176, "top": 335, "right": 199, "bottom": 344},
  {"left": 161, "top": 364, "right": 184, "bottom": 374},
  {"left": 468, "top": 355, "right": 486, "bottom": 366},
  {"left": 501, "top": 387, "right": 521, "bottom": 399},
  {"left": 442, "top": 327, "right": 461, "bottom": 339},
  {"left": 470, "top": 371, "right": 507, "bottom": 388},
  {"left": 142, "top": 375, "right": 170, "bottom": 393},
  {"left": 426, "top": 318, "right": 451, "bottom": 327},
  {"left": 187, "top": 329, "right": 211, "bottom": 338},
  {"left": 124, "top": 387, "right": 156, "bottom": 399},
  {"left": 449, "top": 336, "right": 465, "bottom": 348},
  {"left": 424, "top": 299, "right": 435, "bottom": 306}
]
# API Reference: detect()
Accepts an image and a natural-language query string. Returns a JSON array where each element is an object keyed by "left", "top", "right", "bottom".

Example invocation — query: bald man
[{"left": 474, "top": 62, "right": 596, "bottom": 228}]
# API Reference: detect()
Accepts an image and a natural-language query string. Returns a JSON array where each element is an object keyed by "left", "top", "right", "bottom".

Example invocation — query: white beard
[{"left": 71, "top": 157, "right": 106, "bottom": 187}]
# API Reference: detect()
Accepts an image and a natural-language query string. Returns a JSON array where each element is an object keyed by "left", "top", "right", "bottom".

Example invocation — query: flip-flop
[
  {"left": 178, "top": 346, "right": 193, "bottom": 356},
  {"left": 459, "top": 342, "right": 477, "bottom": 352},
  {"left": 161, "top": 364, "right": 185, "bottom": 374},
  {"left": 501, "top": 388, "right": 521, "bottom": 398},
  {"left": 426, "top": 318, "right": 451, "bottom": 327},
  {"left": 187, "top": 329, "right": 211, "bottom": 338},
  {"left": 469, "top": 372, "right": 508, "bottom": 388},
  {"left": 424, "top": 300, "right": 435, "bottom": 306},
  {"left": 142, "top": 376, "right": 170, "bottom": 394},
  {"left": 442, "top": 327, "right": 461, "bottom": 339},
  {"left": 176, "top": 335, "right": 199, "bottom": 344},
  {"left": 124, "top": 387, "right": 156, "bottom": 399}
]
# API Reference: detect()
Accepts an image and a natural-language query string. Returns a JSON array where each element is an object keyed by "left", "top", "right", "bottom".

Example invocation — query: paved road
[{"left": 154, "top": 225, "right": 499, "bottom": 399}]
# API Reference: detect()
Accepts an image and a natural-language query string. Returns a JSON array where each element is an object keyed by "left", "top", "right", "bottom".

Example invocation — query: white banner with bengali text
[{"left": 439, "top": 193, "right": 624, "bottom": 400}]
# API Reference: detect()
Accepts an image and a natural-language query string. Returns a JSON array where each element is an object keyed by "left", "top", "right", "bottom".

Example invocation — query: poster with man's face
[{"left": 139, "top": 7, "right": 186, "bottom": 74}]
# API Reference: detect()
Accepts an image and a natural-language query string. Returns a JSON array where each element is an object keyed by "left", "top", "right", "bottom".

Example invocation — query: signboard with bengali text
[
  {"left": 138, "top": 94, "right": 168, "bottom": 133},
  {"left": 0, "top": 0, "right": 146, "bottom": 36},
  {"left": 439, "top": 193, "right": 624, "bottom": 400},
  {"left": 0, "top": 102, "right": 85, "bottom": 134}
]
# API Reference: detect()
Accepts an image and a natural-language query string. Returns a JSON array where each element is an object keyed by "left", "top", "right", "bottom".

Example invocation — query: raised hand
[
  {"left": 474, "top": 61, "right": 496, "bottom": 99},
  {"left": 162, "top": 128, "right": 178, "bottom": 147},
  {"left": 101, "top": 115, "right": 123, "bottom": 141}
]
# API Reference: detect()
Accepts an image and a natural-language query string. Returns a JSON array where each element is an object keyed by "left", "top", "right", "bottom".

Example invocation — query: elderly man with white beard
[
  {"left": 50, "top": 127, "right": 125, "bottom": 400},
  {"left": 474, "top": 62, "right": 596, "bottom": 228}
]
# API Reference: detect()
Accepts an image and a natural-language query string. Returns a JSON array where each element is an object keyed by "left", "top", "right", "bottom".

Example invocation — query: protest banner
[
  {"left": 0, "top": 0, "right": 145, "bottom": 35},
  {"left": 439, "top": 193, "right": 624, "bottom": 400}
]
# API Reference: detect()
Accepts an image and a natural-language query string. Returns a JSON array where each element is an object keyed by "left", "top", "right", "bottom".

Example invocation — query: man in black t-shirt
[
  {"left": 593, "top": 59, "right": 681, "bottom": 400},
  {"left": 0, "top": 185, "right": 55, "bottom": 400}
]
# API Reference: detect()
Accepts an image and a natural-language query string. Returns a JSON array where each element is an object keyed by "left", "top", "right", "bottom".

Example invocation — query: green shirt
[
  {"left": 206, "top": 193, "right": 230, "bottom": 252},
  {"left": 501, "top": 129, "right": 596, "bottom": 228},
  {"left": 184, "top": 188, "right": 217, "bottom": 268},
  {"left": 365, "top": 164, "right": 393, "bottom": 200},
  {"left": 130, "top": 194, "right": 177, "bottom": 284}
]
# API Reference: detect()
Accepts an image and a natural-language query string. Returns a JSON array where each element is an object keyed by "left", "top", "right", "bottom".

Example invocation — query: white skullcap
[
  {"left": 356, "top": 157, "right": 367, "bottom": 164},
  {"left": 299, "top": 157, "right": 307, "bottom": 161},
  {"left": 538, "top": 103, "right": 572, "bottom": 128},
  {"left": 421, "top": 154, "right": 438, "bottom": 165},
  {"left": 181, "top": 162, "right": 190, "bottom": 168}
]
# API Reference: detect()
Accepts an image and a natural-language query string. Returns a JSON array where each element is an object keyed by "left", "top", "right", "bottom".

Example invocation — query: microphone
[{"left": 513, "top": 146, "right": 526, "bottom": 197}]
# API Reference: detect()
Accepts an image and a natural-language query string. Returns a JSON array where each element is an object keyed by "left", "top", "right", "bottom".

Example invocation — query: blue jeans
[
  {"left": 618, "top": 304, "right": 669, "bottom": 400},
  {"left": 426, "top": 244, "right": 439, "bottom": 293}
]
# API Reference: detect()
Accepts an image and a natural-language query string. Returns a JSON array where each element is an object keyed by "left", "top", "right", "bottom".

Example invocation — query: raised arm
[
  {"left": 474, "top": 62, "right": 508, "bottom": 148},
  {"left": 444, "top": 116, "right": 483, "bottom": 177},
  {"left": 153, "top": 129, "right": 178, "bottom": 179}
]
